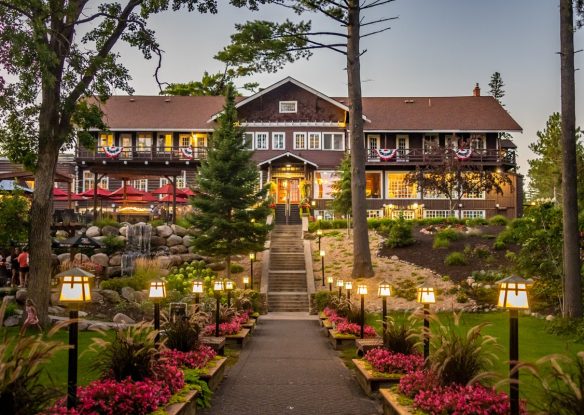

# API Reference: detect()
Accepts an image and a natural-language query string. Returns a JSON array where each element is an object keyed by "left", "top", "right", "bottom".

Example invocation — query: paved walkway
[{"left": 201, "top": 319, "right": 380, "bottom": 415}]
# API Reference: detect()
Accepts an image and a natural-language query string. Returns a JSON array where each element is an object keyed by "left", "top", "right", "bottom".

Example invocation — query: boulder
[
  {"left": 546, "top": 314, "right": 555, "bottom": 321},
  {"left": 55, "top": 230, "right": 69, "bottom": 239},
  {"left": 92, "top": 235, "right": 106, "bottom": 243},
  {"left": 113, "top": 313, "right": 135, "bottom": 324},
  {"left": 156, "top": 225, "right": 173, "bottom": 238},
  {"left": 91, "top": 290, "right": 104, "bottom": 303},
  {"left": 119, "top": 226, "right": 128, "bottom": 237},
  {"left": 390, "top": 255, "right": 399, "bottom": 261},
  {"left": 166, "top": 235, "right": 183, "bottom": 247},
  {"left": 157, "top": 256, "right": 172, "bottom": 269},
  {"left": 101, "top": 225, "right": 120, "bottom": 236},
  {"left": 109, "top": 255, "right": 122, "bottom": 266},
  {"left": 158, "top": 269, "right": 170, "bottom": 278},
  {"left": 73, "top": 253, "right": 89, "bottom": 262},
  {"left": 180, "top": 254, "right": 197, "bottom": 263},
  {"left": 78, "top": 321, "right": 91, "bottom": 331},
  {"left": 86, "top": 226, "right": 101, "bottom": 237},
  {"left": 171, "top": 224, "right": 187, "bottom": 237},
  {"left": 191, "top": 254, "right": 205, "bottom": 261},
  {"left": 48, "top": 306, "right": 65, "bottom": 315},
  {"left": 188, "top": 246, "right": 197, "bottom": 254},
  {"left": 150, "top": 236, "right": 167, "bottom": 247},
  {"left": 58, "top": 253, "right": 71, "bottom": 263},
  {"left": 15, "top": 289, "right": 27, "bottom": 303},
  {"left": 101, "top": 289, "right": 121, "bottom": 303},
  {"left": 89, "top": 323, "right": 110, "bottom": 331},
  {"left": 182, "top": 235, "right": 194, "bottom": 246},
  {"left": 4, "top": 315, "right": 20, "bottom": 327},
  {"left": 208, "top": 262, "right": 226, "bottom": 271},
  {"left": 169, "top": 255, "right": 183, "bottom": 266},
  {"left": 91, "top": 253, "right": 109, "bottom": 268},
  {"left": 121, "top": 286, "right": 136, "bottom": 302},
  {"left": 106, "top": 266, "right": 121, "bottom": 278},
  {"left": 170, "top": 245, "right": 188, "bottom": 255},
  {"left": 133, "top": 291, "right": 147, "bottom": 303}
]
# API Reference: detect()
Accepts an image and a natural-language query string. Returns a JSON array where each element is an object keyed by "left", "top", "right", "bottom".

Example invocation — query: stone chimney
[{"left": 473, "top": 83, "right": 481, "bottom": 97}]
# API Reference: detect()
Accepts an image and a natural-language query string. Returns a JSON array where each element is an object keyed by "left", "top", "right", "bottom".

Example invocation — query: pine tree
[
  {"left": 332, "top": 154, "right": 352, "bottom": 217},
  {"left": 488, "top": 72, "right": 506, "bottom": 105},
  {"left": 188, "top": 86, "right": 270, "bottom": 279}
]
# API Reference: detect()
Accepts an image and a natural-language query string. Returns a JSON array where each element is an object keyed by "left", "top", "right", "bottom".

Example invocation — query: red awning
[
  {"left": 80, "top": 187, "right": 112, "bottom": 198},
  {"left": 152, "top": 183, "right": 188, "bottom": 196}
]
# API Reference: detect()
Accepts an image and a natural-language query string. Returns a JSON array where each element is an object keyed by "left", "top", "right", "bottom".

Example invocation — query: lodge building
[{"left": 74, "top": 77, "right": 523, "bottom": 221}]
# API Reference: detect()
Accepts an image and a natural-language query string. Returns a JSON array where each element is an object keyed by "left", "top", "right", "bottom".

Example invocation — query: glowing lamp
[
  {"left": 249, "top": 252, "right": 256, "bottom": 261},
  {"left": 345, "top": 281, "right": 353, "bottom": 290},
  {"left": 311, "top": 200, "right": 316, "bottom": 206},
  {"left": 317, "top": 214, "right": 323, "bottom": 221},
  {"left": 225, "top": 279, "right": 235, "bottom": 291},
  {"left": 336, "top": 278, "right": 344, "bottom": 288},
  {"left": 357, "top": 284, "right": 368, "bottom": 296},
  {"left": 497, "top": 276, "right": 530, "bottom": 309},
  {"left": 148, "top": 279, "right": 167, "bottom": 300},
  {"left": 243, "top": 276, "right": 250, "bottom": 285},
  {"left": 214, "top": 280, "right": 225, "bottom": 292},
  {"left": 378, "top": 280, "right": 391, "bottom": 297},
  {"left": 58, "top": 268, "right": 94, "bottom": 303},
  {"left": 417, "top": 284, "right": 436, "bottom": 304},
  {"left": 317, "top": 229, "right": 323, "bottom": 236},
  {"left": 192, "top": 280, "right": 204, "bottom": 294},
  {"left": 327, "top": 276, "right": 334, "bottom": 284}
]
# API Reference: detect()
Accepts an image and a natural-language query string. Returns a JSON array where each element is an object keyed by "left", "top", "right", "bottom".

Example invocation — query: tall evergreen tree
[
  {"left": 332, "top": 154, "right": 352, "bottom": 217},
  {"left": 488, "top": 72, "right": 506, "bottom": 106},
  {"left": 188, "top": 86, "right": 270, "bottom": 279}
]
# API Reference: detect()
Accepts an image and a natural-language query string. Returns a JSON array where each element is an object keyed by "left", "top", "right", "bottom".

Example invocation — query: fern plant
[{"left": 383, "top": 313, "right": 419, "bottom": 355}]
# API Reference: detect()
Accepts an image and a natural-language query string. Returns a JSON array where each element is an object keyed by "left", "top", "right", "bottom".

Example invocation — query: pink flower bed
[
  {"left": 323, "top": 307, "right": 336, "bottom": 318},
  {"left": 161, "top": 345, "right": 217, "bottom": 369},
  {"left": 398, "top": 370, "right": 439, "bottom": 398},
  {"left": 203, "top": 320, "right": 241, "bottom": 336},
  {"left": 335, "top": 321, "right": 377, "bottom": 338},
  {"left": 364, "top": 348, "right": 424, "bottom": 374},
  {"left": 232, "top": 310, "right": 251, "bottom": 325}
]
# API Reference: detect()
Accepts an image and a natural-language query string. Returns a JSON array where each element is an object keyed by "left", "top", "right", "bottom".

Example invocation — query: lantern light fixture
[
  {"left": 378, "top": 280, "right": 391, "bottom": 297},
  {"left": 497, "top": 276, "right": 530, "bottom": 310},
  {"left": 416, "top": 283, "right": 436, "bottom": 304}
]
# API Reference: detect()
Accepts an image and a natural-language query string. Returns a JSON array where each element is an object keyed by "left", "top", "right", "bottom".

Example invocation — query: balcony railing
[
  {"left": 76, "top": 145, "right": 208, "bottom": 162},
  {"left": 366, "top": 148, "right": 516, "bottom": 165}
]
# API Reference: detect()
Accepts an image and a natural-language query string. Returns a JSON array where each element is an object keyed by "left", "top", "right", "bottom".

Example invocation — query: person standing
[
  {"left": 17, "top": 247, "right": 29, "bottom": 288},
  {"left": 10, "top": 248, "right": 20, "bottom": 287}
]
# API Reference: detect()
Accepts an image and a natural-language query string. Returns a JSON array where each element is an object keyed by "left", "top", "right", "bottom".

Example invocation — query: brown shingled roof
[{"left": 357, "top": 96, "right": 522, "bottom": 132}]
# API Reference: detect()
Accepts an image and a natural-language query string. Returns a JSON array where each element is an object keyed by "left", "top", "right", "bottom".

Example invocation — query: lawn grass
[{"left": 364, "top": 310, "right": 584, "bottom": 408}]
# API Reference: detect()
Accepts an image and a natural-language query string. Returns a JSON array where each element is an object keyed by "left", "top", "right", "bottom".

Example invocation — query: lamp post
[
  {"left": 336, "top": 278, "right": 344, "bottom": 297},
  {"left": 243, "top": 276, "right": 250, "bottom": 290},
  {"left": 345, "top": 281, "right": 353, "bottom": 300},
  {"left": 56, "top": 268, "right": 94, "bottom": 410},
  {"left": 316, "top": 229, "right": 323, "bottom": 251},
  {"left": 213, "top": 280, "right": 224, "bottom": 337},
  {"left": 249, "top": 252, "right": 255, "bottom": 289},
  {"left": 225, "top": 279, "right": 235, "bottom": 308},
  {"left": 497, "top": 276, "right": 530, "bottom": 415},
  {"left": 192, "top": 279, "right": 203, "bottom": 304},
  {"left": 378, "top": 281, "right": 391, "bottom": 345},
  {"left": 320, "top": 250, "right": 326, "bottom": 286},
  {"left": 416, "top": 283, "right": 436, "bottom": 362},
  {"left": 149, "top": 279, "right": 167, "bottom": 343},
  {"left": 327, "top": 275, "right": 334, "bottom": 292},
  {"left": 357, "top": 284, "right": 368, "bottom": 339}
]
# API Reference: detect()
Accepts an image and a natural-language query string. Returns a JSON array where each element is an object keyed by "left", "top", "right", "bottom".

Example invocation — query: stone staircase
[
  {"left": 268, "top": 225, "right": 309, "bottom": 312},
  {"left": 274, "top": 204, "right": 302, "bottom": 225}
]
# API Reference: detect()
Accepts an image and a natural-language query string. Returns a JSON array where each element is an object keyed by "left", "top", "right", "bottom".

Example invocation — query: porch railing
[
  {"left": 76, "top": 145, "right": 208, "bottom": 162},
  {"left": 366, "top": 148, "right": 516, "bottom": 165}
]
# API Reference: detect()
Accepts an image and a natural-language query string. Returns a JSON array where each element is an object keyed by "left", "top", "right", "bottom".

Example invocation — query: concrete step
[{"left": 268, "top": 293, "right": 309, "bottom": 312}]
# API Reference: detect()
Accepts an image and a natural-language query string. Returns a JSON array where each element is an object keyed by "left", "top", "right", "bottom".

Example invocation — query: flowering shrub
[
  {"left": 364, "top": 348, "right": 424, "bottom": 374},
  {"left": 413, "top": 384, "right": 521, "bottom": 415},
  {"left": 232, "top": 310, "right": 250, "bottom": 325},
  {"left": 203, "top": 320, "right": 241, "bottom": 336},
  {"left": 398, "top": 370, "right": 439, "bottom": 399},
  {"left": 161, "top": 346, "right": 217, "bottom": 369},
  {"left": 335, "top": 321, "right": 377, "bottom": 338},
  {"left": 323, "top": 307, "right": 336, "bottom": 318}
]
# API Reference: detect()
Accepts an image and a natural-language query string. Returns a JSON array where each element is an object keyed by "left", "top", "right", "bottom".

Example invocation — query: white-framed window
[
  {"left": 423, "top": 210, "right": 453, "bottom": 219},
  {"left": 396, "top": 134, "right": 409, "bottom": 160},
  {"left": 159, "top": 171, "right": 187, "bottom": 189},
  {"left": 255, "top": 132, "right": 268, "bottom": 150},
  {"left": 423, "top": 189, "right": 449, "bottom": 199},
  {"left": 367, "top": 210, "right": 382, "bottom": 218},
  {"left": 294, "top": 132, "right": 307, "bottom": 150},
  {"left": 132, "top": 179, "right": 148, "bottom": 192},
  {"left": 99, "top": 133, "right": 114, "bottom": 148},
  {"left": 323, "top": 133, "right": 344, "bottom": 150},
  {"left": 366, "top": 171, "right": 383, "bottom": 199},
  {"left": 386, "top": 172, "right": 417, "bottom": 199},
  {"left": 308, "top": 132, "right": 321, "bottom": 150},
  {"left": 462, "top": 190, "right": 485, "bottom": 199},
  {"left": 462, "top": 210, "right": 486, "bottom": 219},
  {"left": 137, "top": 133, "right": 152, "bottom": 151},
  {"left": 243, "top": 132, "right": 254, "bottom": 150},
  {"left": 470, "top": 133, "right": 487, "bottom": 153},
  {"left": 316, "top": 210, "right": 335, "bottom": 220},
  {"left": 279, "top": 101, "right": 297, "bottom": 113},
  {"left": 179, "top": 134, "right": 191, "bottom": 147},
  {"left": 272, "top": 132, "right": 285, "bottom": 150},
  {"left": 423, "top": 134, "right": 439, "bottom": 153},
  {"left": 367, "top": 134, "right": 380, "bottom": 157},
  {"left": 82, "top": 171, "right": 109, "bottom": 192},
  {"left": 314, "top": 171, "right": 339, "bottom": 199},
  {"left": 391, "top": 210, "right": 415, "bottom": 220}
]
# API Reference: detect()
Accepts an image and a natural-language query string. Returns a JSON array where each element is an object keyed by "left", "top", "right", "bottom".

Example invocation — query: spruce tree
[
  {"left": 332, "top": 154, "right": 352, "bottom": 235},
  {"left": 188, "top": 86, "right": 270, "bottom": 279},
  {"left": 488, "top": 72, "right": 506, "bottom": 106}
]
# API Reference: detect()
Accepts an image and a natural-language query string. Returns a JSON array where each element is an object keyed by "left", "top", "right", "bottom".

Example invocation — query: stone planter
[
  {"left": 225, "top": 328, "right": 250, "bottom": 348},
  {"left": 201, "top": 336, "right": 225, "bottom": 356},
  {"left": 322, "top": 319, "right": 333, "bottom": 333},
  {"left": 241, "top": 318, "right": 256, "bottom": 333},
  {"left": 164, "top": 389, "right": 199, "bottom": 415},
  {"left": 355, "top": 338, "right": 384, "bottom": 357},
  {"left": 199, "top": 357, "right": 228, "bottom": 391},
  {"left": 380, "top": 388, "right": 413, "bottom": 415},
  {"left": 328, "top": 329, "right": 356, "bottom": 350},
  {"left": 352, "top": 359, "right": 403, "bottom": 396}
]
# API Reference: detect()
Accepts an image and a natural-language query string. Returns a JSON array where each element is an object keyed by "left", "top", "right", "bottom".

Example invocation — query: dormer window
[{"left": 279, "top": 101, "right": 297, "bottom": 113}]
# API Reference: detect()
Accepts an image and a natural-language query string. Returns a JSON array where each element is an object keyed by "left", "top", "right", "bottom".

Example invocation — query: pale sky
[{"left": 110, "top": 0, "right": 584, "bottom": 176}]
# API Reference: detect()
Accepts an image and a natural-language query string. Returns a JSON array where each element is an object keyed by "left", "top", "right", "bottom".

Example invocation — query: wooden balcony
[
  {"left": 366, "top": 148, "right": 516, "bottom": 167},
  {"left": 76, "top": 145, "right": 208, "bottom": 163}
]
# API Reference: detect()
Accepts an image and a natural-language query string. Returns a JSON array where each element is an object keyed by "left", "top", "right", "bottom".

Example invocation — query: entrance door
[{"left": 277, "top": 179, "right": 300, "bottom": 204}]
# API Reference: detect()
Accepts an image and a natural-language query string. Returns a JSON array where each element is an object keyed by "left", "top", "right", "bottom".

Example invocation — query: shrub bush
[
  {"left": 436, "top": 228, "right": 461, "bottom": 241},
  {"left": 100, "top": 275, "right": 149, "bottom": 292},
  {"left": 164, "top": 318, "right": 202, "bottom": 352},
  {"left": 393, "top": 278, "right": 418, "bottom": 301},
  {"left": 489, "top": 214, "right": 509, "bottom": 226},
  {"left": 432, "top": 236, "right": 450, "bottom": 249},
  {"left": 93, "top": 217, "right": 121, "bottom": 228},
  {"left": 384, "top": 218, "right": 414, "bottom": 248},
  {"left": 229, "top": 263, "right": 244, "bottom": 274},
  {"left": 383, "top": 314, "right": 419, "bottom": 355},
  {"left": 465, "top": 218, "right": 489, "bottom": 227},
  {"left": 444, "top": 252, "right": 467, "bottom": 266},
  {"left": 314, "top": 291, "right": 334, "bottom": 312},
  {"left": 102, "top": 234, "right": 125, "bottom": 255}
]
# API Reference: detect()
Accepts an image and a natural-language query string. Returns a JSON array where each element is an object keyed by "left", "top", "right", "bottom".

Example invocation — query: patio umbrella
[
  {"left": 159, "top": 194, "right": 188, "bottom": 203},
  {"left": 179, "top": 188, "right": 196, "bottom": 196},
  {"left": 110, "top": 192, "right": 158, "bottom": 203},
  {"left": 152, "top": 183, "right": 188, "bottom": 197},
  {"left": 53, "top": 187, "right": 68, "bottom": 197},
  {"left": 80, "top": 187, "right": 112, "bottom": 197},
  {"left": 55, "top": 193, "right": 86, "bottom": 201},
  {"left": 109, "top": 184, "right": 145, "bottom": 197}
]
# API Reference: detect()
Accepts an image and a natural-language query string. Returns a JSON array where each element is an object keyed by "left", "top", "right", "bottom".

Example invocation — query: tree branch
[
  {"left": 361, "top": 26, "right": 392, "bottom": 38},
  {"left": 0, "top": 0, "right": 33, "bottom": 19},
  {"left": 361, "top": 0, "right": 396, "bottom": 10},
  {"left": 360, "top": 16, "right": 398, "bottom": 27}
]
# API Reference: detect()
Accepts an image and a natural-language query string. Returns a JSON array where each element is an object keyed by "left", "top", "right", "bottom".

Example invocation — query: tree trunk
[
  {"left": 226, "top": 255, "right": 231, "bottom": 280},
  {"left": 560, "top": 0, "right": 582, "bottom": 318},
  {"left": 347, "top": 1, "right": 374, "bottom": 278}
]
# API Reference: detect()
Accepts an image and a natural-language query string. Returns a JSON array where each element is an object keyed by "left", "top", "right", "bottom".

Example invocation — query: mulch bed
[{"left": 379, "top": 225, "right": 519, "bottom": 282}]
